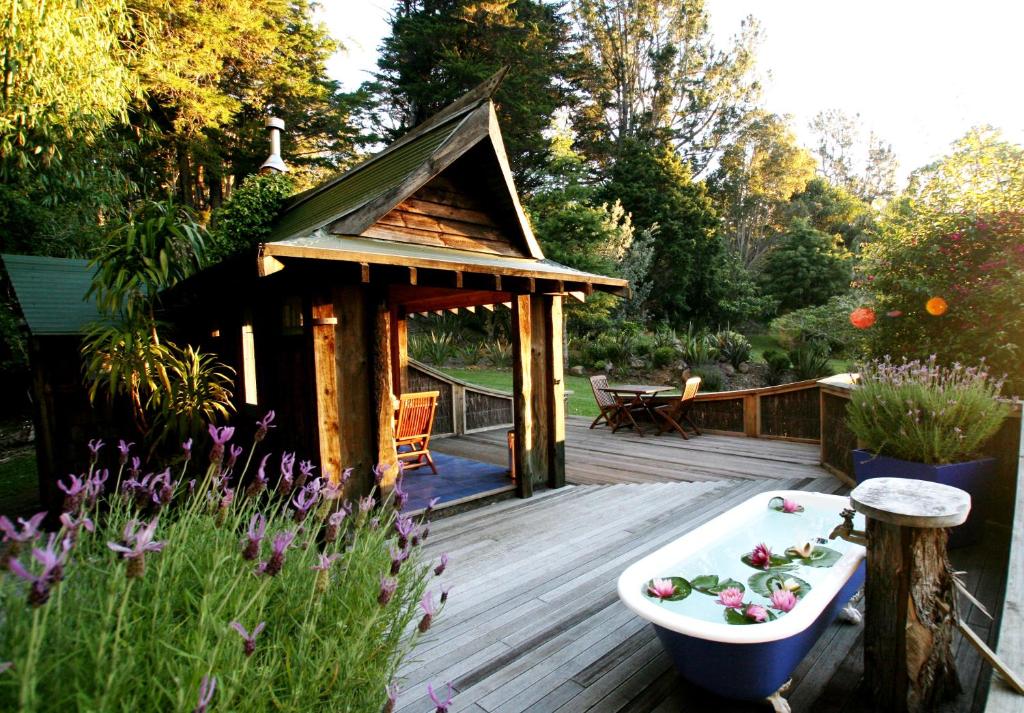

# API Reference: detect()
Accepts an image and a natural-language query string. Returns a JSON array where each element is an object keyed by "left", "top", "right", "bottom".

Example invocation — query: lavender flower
[
  {"left": 425, "top": 497, "right": 440, "bottom": 516},
  {"left": 395, "top": 516, "right": 414, "bottom": 549},
  {"left": 8, "top": 534, "right": 71, "bottom": 606},
  {"left": 440, "top": 584, "right": 452, "bottom": 605},
  {"left": 59, "top": 512, "right": 94, "bottom": 542},
  {"left": 194, "top": 675, "right": 216, "bottom": 713},
  {"left": 229, "top": 621, "right": 266, "bottom": 657},
  {"left": 373, "top": 463, "right": 388, "bottom": 486},
  {"left": 340, "top": 467, "right": 353, "bottom": 486},
  {"left": 389, "top": 544, "right": 409, "bottom": 575},
  {"left": 87, "top": 438, "right": 104, "bottom": 462},
  {"left": 246, "top": 454, "right": 271, "bottom": 497},
  {"left": 255, "top": 410, "right": 276, "bottom": 442},
  {"left": 107, "top": 518, "right": 166, "bottom": 578},
  {"left": 182, "top": 438, "right": 193, "bottom": 461},
  {"left": 0, "top": 662, "right": 11, "bottom": 674},
  {"left": 418, "top": 591, "right": 437, "bottom": 632},
  {"left": 296, "top": 460, "right": 315, "bottom": 490},
  {"left": 117, "top": 439, "right": 134, "bottom": 465},
  {"left": 57, "top": 474, "right": 88, "bottom": 512},
  {"left": 226, "top": 444, "right": 244, "bottom": 472},
  {"left": 427, "top": 682, "right": 453, "bottom": 713},
  {"left": 434, "top": 553, "right": 449, "bottom": 577},
  {"left": 378, "top": 576, "right": 398, "bottom": 606},
  {"left": 359, "top": 495, "right": 376, "bottom": 514},
  {"left": 216, "top": 487, "right": 235, "bottom": 526},
  {"left": 0, "top": 512, "right": 45, "bottom": 543},
  {"left": 87, "top": 468, "right": 110, "bottom": 505},
  {"left": 393, "top": 479, "right": 408, "bottom": 511},
  {"left": 292, "top": 484, "right": 320, "bottom": 524},
  {"left": 242, "top": 513, "right": 266, "bottom": 560},
  {"left": 325, "top": 509, "right": 347, "bottom": 543},
  {"left": 382, "top": 683, "right": 399, "bottom": 713},
  {"left": 257, "top": 531, "right": 295, "bottom": 576},
  {"left": 208, "top": 425, "right": 235, "bottom": 465},
  {"left": 129, "top": 456, "right": 142, "bottom": 479},
  {"left": 279, "top": 452, "right": 296, "bottom": 496},
  {"left": 312, "top": 553, "right": 341, "bottom": 591}
]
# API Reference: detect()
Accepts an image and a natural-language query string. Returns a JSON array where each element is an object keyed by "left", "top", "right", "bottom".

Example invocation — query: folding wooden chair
[
  {"left": 588, "top": 374, "right": 619, "bottom": 429},
  {"left": 394, "top": 390, "right": 440, "bottom": 473},
  {"left": 653, "top": 377, "right": 703, "bottom": 439}
]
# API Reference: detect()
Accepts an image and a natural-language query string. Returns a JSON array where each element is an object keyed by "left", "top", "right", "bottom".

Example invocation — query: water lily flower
[
  {"left": 434, "top": 553, "right": 449, "bottom": 577},
  {"left": 292, "top": 484, "right": 320, "bottom": 524},
  {"left": 87, "top": 438, "right": 104, "bottom": 462},
  {"left": 194, "top": 675, "right": 216, "bottom": 713},
  {"left": 229, "top": 621, "right": 266, "bottom": 657},
  {"left": 208, "top": 425, "right": 235, "bottom": 465},
  {"left": 427, "top": 682, "right": 453, "bottom": 713},
  {"left": 749, "top": 543, "right": 773, "bottom": 570},
  {"left": 715, "top": 587, "right": 744, "bottom": 608},
  {"left": 242, "top": 513, "right": 266, "bottom": 560},
  {"left": 418, "top": 591, "right": 437, "bottom": 632},
  {"left": 646, "top": 578, "right": 677, "bottom": 600},
  {"left": 117, "top": 440, "right": 134, "bottom": 465},
  {"left": 789, "top": 541, "right": 815, "bottom": 559},
  {"left": 257, "top": 531, "right": 295, "bottom": 576},
  {"left": 57, "top": 474, "right": 88, "bottom": 512},
  {"left": 770, "top": 589, "right": 798, "bottom": 612},
  {"left": 382, "top": 683, "right": 399, "bottom": 713},
  {"left": 744, "top": 604, "right": 768, "bottom": 623},
  {"left": 255, "top": 410, "right": 276, "bottom": 442},
  {"left": 182, "top": 438, "right": 193, "bottom": 461},
  {"left": 108, "top": 518, "right": 166, "bottom": 578},
  {"left": 783, "top": 578, "right": 802, "bottom": 592},
  {"left": 378, "top": 576, "right": 398, "bottom": 606},
  {"left": 781, "top": 498, "right": 802, "bottom": 513}
]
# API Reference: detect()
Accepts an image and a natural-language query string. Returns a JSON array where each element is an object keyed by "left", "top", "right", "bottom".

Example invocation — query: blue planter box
[{"left": 852, "top": 449, "right": 995, "bottom": 548}]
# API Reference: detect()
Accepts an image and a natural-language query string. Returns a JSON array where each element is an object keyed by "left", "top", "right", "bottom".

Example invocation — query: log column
[{"left": 851, "top": 477, "right": 971, "bottom": 713}]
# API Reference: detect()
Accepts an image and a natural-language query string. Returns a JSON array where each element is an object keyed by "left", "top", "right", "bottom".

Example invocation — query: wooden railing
[
  {"left": 406, "top": 359, "right": 513, "bottom": 437},
  {"left": 688, "top": 378, "right": 834, "bottom": 444}
]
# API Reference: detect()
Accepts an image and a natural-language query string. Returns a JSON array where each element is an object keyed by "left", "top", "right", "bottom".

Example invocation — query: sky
[{"left": 316, "top": 0, "right": 1024, "bottom": 184}]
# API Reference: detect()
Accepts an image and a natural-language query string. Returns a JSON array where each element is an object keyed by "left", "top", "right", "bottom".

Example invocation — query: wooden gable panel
[{"left": 361, "top": 150, "right": 529, "bottom": 258}]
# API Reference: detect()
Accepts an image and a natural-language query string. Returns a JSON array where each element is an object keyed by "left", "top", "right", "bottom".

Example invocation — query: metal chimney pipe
[{"left": 259, "top": 116, "right": 288, "bottom": 174}]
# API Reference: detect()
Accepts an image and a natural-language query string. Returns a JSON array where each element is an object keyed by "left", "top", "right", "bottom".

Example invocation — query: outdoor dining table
[{"left": 599, "top": 384, "right": 674, "bottom": 437}]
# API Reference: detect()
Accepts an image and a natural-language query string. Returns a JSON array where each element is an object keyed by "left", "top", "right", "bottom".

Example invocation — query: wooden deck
[
  {"left": 433, "top": 415, "right": 831, "bottom": 485},
  {"left": 401, "top": 475, "right": 1004, "bottom": 711}
]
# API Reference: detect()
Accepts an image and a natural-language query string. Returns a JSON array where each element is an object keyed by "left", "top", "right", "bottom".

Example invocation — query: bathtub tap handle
[{"left": 829, "top": 508, "right": 868, "bottom": 546}]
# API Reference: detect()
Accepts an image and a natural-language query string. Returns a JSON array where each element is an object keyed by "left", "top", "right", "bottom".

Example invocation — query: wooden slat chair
[
  {"left": 653, "top": 377, "right": 703, "bottom": 439},
  {"left": 589, "top": 374, "right": 619, "bottom": 429},
  {"left": 394, "top": 390, "right": 440, "bottom": 474}
]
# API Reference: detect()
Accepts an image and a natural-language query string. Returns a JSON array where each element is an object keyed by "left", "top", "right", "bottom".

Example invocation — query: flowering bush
[
  {"left": 0, "top": 419, "right": 449, "bottom": 711},
  {"left": 858, "top": 211, "right": 1024, "bottom": 395},
  {"left": 848, "top": 356, "right": 1008, "bottom": 464}
]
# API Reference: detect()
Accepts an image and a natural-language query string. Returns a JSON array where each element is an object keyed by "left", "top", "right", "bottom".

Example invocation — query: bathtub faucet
[{"left": 829, "top": 508, "right": 868, "bottom": 546}]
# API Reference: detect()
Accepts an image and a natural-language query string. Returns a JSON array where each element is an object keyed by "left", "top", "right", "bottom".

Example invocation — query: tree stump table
[{"left": 850, "top": 477, "right": 971, "bottom": 713}]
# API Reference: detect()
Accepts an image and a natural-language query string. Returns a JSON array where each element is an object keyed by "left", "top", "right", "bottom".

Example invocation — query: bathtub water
[{"left": 617, "top": 490, "right": 866, "bottom": 706}]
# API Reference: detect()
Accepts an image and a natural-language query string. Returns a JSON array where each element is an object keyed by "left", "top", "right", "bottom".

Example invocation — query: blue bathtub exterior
[{"left": 652, "top": 561, "right": 865, "bottom": 701}]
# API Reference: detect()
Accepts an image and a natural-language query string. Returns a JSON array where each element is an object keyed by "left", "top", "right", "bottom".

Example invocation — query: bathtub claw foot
[
  {"left": 766, "top": 680, "right": 792, "bottom": 713},
  {"left": 839, "top": 603, "right": 863, "bottom": 624}
]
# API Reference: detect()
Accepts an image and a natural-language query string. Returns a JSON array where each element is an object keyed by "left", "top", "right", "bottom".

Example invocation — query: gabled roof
[{"left": 2, "top": 255, "right": 101, "bottom": 335}]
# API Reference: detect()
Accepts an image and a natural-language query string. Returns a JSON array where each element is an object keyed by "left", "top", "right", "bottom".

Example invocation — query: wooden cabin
[{"left": 170, "top": 75, "right": 628, "bottom": 498}]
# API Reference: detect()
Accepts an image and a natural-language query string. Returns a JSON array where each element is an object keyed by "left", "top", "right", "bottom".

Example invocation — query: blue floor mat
[{"left": 402, "top": 452, "right": 512, "bottom": 512}]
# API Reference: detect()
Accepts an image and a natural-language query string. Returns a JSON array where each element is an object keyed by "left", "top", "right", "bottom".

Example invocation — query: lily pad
[
  {"left": 740, "top": 552, "right": 794, "bottom": 570},
  {"left": 724, "top": 606, "right": 778, "bottom": 625},
  {"left": 747, "top": 571, "right": 812, "bottom": 599},
  {"left": 794, "top": 546, "right": 842, "bottom": 568},
  {"left": 643, "top": 576, "right": 692, "bottom": 602},
  {"left": 690, "top": 575, "right": 745, "bottom": 596}
]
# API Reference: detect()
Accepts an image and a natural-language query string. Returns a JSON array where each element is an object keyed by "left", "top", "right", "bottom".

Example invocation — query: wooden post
[
  {"left": 311, "top": 291, "right": 342, "bottom": 481},
  {"left": 545, "top": 295, "right": 566, "bottom": 488},
  {"left": 529, "top": 295, "right": 551, "bottom": 490},
  {"left": 373, "top": 295, "right": 399, "bottom": 489},
  {"left": 743, "top": 393, "right": 759, "bottom": 437},
  {"left": 334, "top": 285, "right": 375, "bottom": 497},
  {"left": 390, "top": 308, "right": 407, "bottom": 395},
  {"left": 851, "top": 477, "right": 971, "bottom": 713},
  {"left": 511, "top": 294, "right": 534, "bottom": 498}
]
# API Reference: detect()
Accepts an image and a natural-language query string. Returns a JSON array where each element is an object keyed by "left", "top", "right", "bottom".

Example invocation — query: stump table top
[{"left": 850, "top": 477, "right": 971, "bottom": 528}]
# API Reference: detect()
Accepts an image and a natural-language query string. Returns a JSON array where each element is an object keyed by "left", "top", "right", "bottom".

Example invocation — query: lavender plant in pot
[{"left": 847, "top": 356, "right": 1008, "bottom": 547}]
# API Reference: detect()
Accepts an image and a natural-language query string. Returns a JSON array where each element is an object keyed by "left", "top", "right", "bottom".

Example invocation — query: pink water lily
[
  {"left": 781, "top": 498, "right": 802, "bottom": 513},
  {"left": 745, "top": 604, "right": 768, "bottom": 622},
  {"left": 646, "top": 578, "right": 677, "bottom": 600},
  {"left": 716, "top": 587, "right": 744, "bottom": 608},
  {"left": 770, "top": 589, "right": 798, "bottom": 612},
  {"left": 749, "top": 543, "right": 773, "bottom": 570}
]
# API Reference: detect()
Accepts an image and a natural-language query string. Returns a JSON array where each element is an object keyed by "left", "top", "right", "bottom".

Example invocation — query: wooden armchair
[
  {"left": 394, "top": 390, "right": 440, "bottom": 473},
  {"left": 588, "top": 375, "right": 619, "bottom": 429},
  {"left": 653, "top": 377, "right": 702, "bottom": 439}
]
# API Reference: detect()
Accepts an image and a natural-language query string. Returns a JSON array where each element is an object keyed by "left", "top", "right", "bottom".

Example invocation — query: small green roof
[{"left": 2, "top": 254, "right": 101, "bottom": 335}]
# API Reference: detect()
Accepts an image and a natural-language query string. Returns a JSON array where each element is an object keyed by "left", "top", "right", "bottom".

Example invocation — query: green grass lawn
[
  {"left": 0, "top": 447, "right": 40, "bottom": 516},
  {"left": 439, "top": 366, "right": 601, "bottom": 418}
]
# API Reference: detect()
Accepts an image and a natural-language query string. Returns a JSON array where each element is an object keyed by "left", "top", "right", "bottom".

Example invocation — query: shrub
[
  {"left": 207, "top": 173, "right": 295, "bottom": 261},
  {"left": 760, "top": 217, "right": 852, "bottom": 312},
  {"left": 692, "top": 365, "right": 723, "bottom": 392},
  {"left": 788, "top": 341, "right": 834, "bottom": 381},
  {"left": 651, "top": 346, "right": 678, "bottom": 369},
  {"left": 680, "top": 324, "right": 718, "bottom": 366},
  {"left": 848, "top": 356, "right": 1008, "bottom": 463},
  {"left": 651, "top": 324, "right": 679, "bottom": 350},
  {"left": 482, "top": 339, "right": 513, "bottom": 368},
  {"left": 713, "top": 330, "right": 752, "bottom": 369},
  {"left": 409, "top": 331, "right": 456, "bottom": 366},
  {"left": 457, "top": 341, "right": 485, "bottom": 366},
  {"left": 761, "top": 349, "right": 791, "bottom": 386},
  {"left": 770, "top": 293, "right": 866, "bottom": 357},
  {"left": 0, "top": 422, "right": 446, "bottom": 711}
]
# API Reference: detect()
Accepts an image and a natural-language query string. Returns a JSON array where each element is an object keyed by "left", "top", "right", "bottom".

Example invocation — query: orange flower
[
  {"left": 849, "top": 307, "right": 876, "bottom": 329},
  {"left": 925, "top": 296, "right": 949, "bottom": 316}
]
